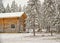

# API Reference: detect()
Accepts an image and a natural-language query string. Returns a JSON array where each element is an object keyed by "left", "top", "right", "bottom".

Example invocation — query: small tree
[{"left": 5, "top": 4, "right": 11, "bottom": 13}]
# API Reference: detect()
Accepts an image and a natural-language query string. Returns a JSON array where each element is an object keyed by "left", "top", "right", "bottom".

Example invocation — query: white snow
[
  {"left": 0, "top": 33, "right": 60, "bottom": 43},
  {"left": 0, "top": 12, "right": 24, "bottom": 18}
]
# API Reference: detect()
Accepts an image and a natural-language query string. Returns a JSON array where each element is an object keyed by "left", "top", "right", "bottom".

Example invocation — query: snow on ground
[{"left": 0, "top": 33, "right": 60, "bottom": 43}]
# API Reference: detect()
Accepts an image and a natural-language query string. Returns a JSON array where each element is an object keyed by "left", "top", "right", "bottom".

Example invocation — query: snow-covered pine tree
[
  {"left": 5, "top": 4, "right": 11, "bottom": 13},
  {"left": 25, "top": 6, "right": 31, "bottom": 33},
  {"left": 18, "top": 4, "right": 21, "bottom": 12},
  {"left": 11, "top": 0, "right": 19, "bottom": 12},
  {"left": 26, "top": 0, "right": 41, "bottom": 36},
  {"left": 22, "top": 5, "right": 26, "bottom": 12},
  {"left": 42, "top": 0, "right": 56, "bottom": 32},
  {"left": 0, "top": 0, "right": 5, "bottom": 13},
  {"left": 53, "top": 0, "right": 60, "bottom": 33}
]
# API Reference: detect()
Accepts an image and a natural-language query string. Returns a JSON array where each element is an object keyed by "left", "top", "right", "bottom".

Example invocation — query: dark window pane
[{"left": 11, "top": 24, "right": 15, "bottom": 28}]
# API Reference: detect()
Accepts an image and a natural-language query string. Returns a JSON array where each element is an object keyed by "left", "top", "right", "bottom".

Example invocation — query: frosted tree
[
  {"left": 42, "top": 0, "right": 56, "bottom": 32},
  {"left": 22, "top": 5, "right": 26, "bottom": 12},
  {"left": 18, "top": 4, "right": 21, "bottom": 12},
  {"left": 53, "top": 0, "right": 60, "bottom": 33},
  {"left": 25, "top": 15, "right": 30, "bottom": 33},
  {"left": 26, "top": 0, "right": 41, "bottom": 36},
  {"left": 25, "top": 6, "right": 31, "bottom": 33},
  {"left": 5, "top": 4, "right": 11, "bottom": 13},
  {"left": 0, "top": 0, "right": 5, "bottom": 13},
  {"left": 11, "top": 0, "right": 19, "bottom": 12}
]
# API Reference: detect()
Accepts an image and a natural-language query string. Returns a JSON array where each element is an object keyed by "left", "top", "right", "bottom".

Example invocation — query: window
[{"left": 11, "top": 24, "right": 15, "bottom": 28}]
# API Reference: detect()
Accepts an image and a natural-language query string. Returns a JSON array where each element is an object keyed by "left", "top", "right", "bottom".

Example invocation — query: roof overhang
[{"left": 0, "top": 12, "right": 24, "bottom": 18}]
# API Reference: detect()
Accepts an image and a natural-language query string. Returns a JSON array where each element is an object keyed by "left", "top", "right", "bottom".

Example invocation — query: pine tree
[
  {"left": 25, "top": 6, "right": 31, "bottom": 33},
  {"left": 18, "top": 4, "right": 21, "bottom": 12},
  {"left": 22, "top": 5, "right": 26, "bottom": 12},
  {"left": 0, "top": 0, "right": 5, "bottom": 13},
  {"left": 42, "top": 0, "right": 56, "bottom": 32},
  {"left": 11, "top": 0, "right": 19, "bottom": 12},
  {"left": 26, "top": 0, "right": 41, "bottom": 36},
  {"left": 5, "top": 4, "right": 11, "bottom": 13},
  {"left": 53, "top": 0, "right": 60, "bottom": 33}
]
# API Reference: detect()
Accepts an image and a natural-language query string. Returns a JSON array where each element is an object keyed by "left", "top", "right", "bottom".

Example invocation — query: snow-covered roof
[{"left": 0, "top": 12, "right": 24, "bottom": 18}]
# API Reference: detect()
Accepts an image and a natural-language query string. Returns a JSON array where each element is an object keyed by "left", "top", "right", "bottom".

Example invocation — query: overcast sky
[{"left": 3, "top": 0, "right": 44, "bottom": 7}]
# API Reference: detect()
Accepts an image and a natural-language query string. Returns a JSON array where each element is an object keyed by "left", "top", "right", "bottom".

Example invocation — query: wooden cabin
[{"left": 0, "top": 12, "right": 27, "bottom": 33}]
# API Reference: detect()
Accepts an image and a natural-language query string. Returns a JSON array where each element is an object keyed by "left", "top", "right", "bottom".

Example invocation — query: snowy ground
[{"left": 0, "top": 33, "right": 60, "bottom": 43}]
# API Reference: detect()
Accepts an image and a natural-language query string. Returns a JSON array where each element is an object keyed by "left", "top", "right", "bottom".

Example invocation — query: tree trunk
[
  {"left": 51, "top": 30, "right": 53, "bottom": 36},
  {"left": 33, "top": 27, "right": 35, "bottom": 36}
]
